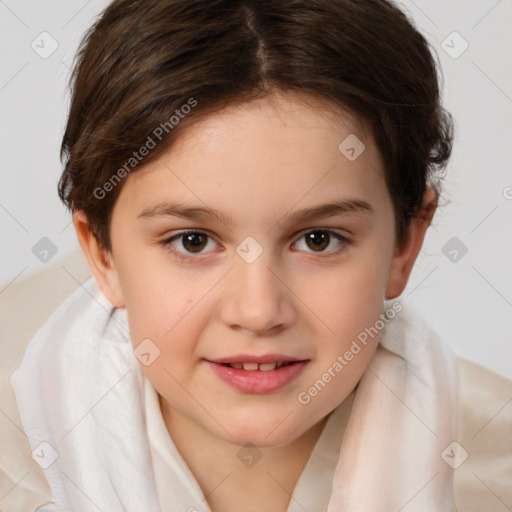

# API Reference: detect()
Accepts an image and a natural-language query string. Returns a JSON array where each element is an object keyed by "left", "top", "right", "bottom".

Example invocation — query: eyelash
[{"left": 161, "top": 229, "right": 351, "bottom": 262}]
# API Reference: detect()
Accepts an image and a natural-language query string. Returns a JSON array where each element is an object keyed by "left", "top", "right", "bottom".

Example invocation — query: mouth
[{"left": 206, "top": 356, "right": 309, "bottom": 394}]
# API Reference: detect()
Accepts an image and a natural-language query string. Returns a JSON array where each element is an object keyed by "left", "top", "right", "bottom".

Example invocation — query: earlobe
[
  {"left": 385, "top": 187, "right": 438, "bottom": 299},
  {"left": 73, "top": 211, "right": 125, "bottom": 308}
]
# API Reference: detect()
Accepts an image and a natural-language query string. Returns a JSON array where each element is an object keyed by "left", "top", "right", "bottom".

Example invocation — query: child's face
[{"left": 93, "top": 92, "right": 417, "bottom": 447}]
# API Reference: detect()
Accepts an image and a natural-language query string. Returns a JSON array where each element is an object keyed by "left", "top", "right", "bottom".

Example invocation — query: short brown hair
[{"left": 58, "top": 0, "right": 454, "bottom": 251}]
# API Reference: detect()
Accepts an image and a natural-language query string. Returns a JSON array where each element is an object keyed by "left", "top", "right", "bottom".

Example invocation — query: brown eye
[
  {"left": 181, "top": 232, "right": 208, "bottom": 253},
  {"left": 305, "top": 231, "right": 330, "bottom": 252},
  {"left": 293, "top": 229, "right": 349, "bottom": 255},
  {"left": 163, "top": 230, "right": 218, "bottom": 260}
]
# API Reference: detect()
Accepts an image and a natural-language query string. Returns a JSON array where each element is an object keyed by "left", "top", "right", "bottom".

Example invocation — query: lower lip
[{"left": 206, "top": 361, "right": 309, "bottom": 394}]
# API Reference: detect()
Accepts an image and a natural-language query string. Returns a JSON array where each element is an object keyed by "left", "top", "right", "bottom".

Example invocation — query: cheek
[
  {"left": 122, "top": 283, "right": 205, "bottom": 399},
  {"left": 301, "top": 249, "right": 389, "bottom": 332},
  {"left": 124, "top": 282, "right": 206, "bottom": 349},
  {"left": 115, "top": 258, "right": 203, "bottom": 370},
  {"left": 297, "top": 248, "right": 389, "bottom": 385},
  {"left": 116, "top": 240, "right": 208, "bottom": 335}
]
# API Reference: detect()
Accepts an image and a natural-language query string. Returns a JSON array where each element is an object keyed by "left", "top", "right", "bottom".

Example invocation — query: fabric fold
[
  {"left": 11, "top": 279, "right": 160, "bottom": 512},
  {"left": 10, "top": 278, "right": 458, "bottom": 511},
  {"left": 327, "top": 304, "right": 458, "bottom": 511}
]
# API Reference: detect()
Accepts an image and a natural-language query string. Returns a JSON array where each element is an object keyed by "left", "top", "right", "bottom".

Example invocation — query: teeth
[
  {"left": 226, "top": 361, "right": 293, "bottom": 370},
  {"left": 242, "top": 362, "right": 259, "bottom": 371}
]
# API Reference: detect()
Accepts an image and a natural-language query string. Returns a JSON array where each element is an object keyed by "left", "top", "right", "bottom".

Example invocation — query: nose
[{"left": 218, "top": 250, "right": 296, "bottom": 336}]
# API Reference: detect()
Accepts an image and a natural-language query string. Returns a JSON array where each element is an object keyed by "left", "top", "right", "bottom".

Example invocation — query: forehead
[
  {"left": 114, "top": 92, "right": 388, "bottom": 227},
  {"left": 168, "top": 91, "right": 371, "bottom": 157}
]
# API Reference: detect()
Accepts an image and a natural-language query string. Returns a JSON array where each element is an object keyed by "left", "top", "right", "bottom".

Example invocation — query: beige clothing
[{"left": 0, "top": 251, "right": 511, "bottom": 511}]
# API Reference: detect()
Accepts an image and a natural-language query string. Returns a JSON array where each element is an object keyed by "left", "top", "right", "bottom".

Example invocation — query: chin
[
  {"left": 208, "top": 413, "right": 307, "bottom": 449},
  {"left": 226, "top": 431, "right": 298, "bottom": 449}
]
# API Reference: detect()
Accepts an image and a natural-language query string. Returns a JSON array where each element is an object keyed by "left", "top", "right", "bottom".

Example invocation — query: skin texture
[{"left": 74, "top": 91, "right": 437, "bottom": 511}]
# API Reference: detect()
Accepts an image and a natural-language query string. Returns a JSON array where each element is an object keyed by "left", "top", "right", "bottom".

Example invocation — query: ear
[
  {"left": 73, "top": 211, "right": 125, "bottom": 308},
  {"left": 385, "top": 187, "right": 437, "bottom": 299}
]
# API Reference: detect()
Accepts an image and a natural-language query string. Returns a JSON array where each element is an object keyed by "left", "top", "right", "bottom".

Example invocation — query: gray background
[{"left": 1, "top": 0, "right": 511, "bottom": 378}]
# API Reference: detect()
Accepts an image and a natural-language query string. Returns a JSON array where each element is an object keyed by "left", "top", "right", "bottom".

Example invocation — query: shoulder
[
  {"left": 454, "top": 357, "right": 512, "bottom": 511},
  {"left": 0, "top": 251, "right": 91, "bottom": 511}
]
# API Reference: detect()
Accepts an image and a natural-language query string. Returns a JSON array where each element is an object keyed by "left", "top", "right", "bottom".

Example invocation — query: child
[{"left": 3, "top": 0, "right": 511, "bottom": 510}]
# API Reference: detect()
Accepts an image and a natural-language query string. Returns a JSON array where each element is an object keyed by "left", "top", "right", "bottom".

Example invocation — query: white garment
[{"left": 10, "top": 277, "right": 459, "bottom": 511}]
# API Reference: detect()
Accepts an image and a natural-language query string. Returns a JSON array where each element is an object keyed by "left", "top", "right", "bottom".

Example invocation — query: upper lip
[{"left": 207, "top": 354, "right": 307, "bottom": 364}]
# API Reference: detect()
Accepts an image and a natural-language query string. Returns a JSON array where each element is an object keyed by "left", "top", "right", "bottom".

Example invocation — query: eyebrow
[{"left": 137, "top": 198, "right": 374, "bottom": 226}]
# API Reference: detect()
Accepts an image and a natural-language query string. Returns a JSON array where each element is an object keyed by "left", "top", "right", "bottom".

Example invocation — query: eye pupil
[
  {"left": 306, "top": 231, "right": 329, "bottom": 251},
  {"left": 183, "top": 233, "right": 207, "bottom": 252}
]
